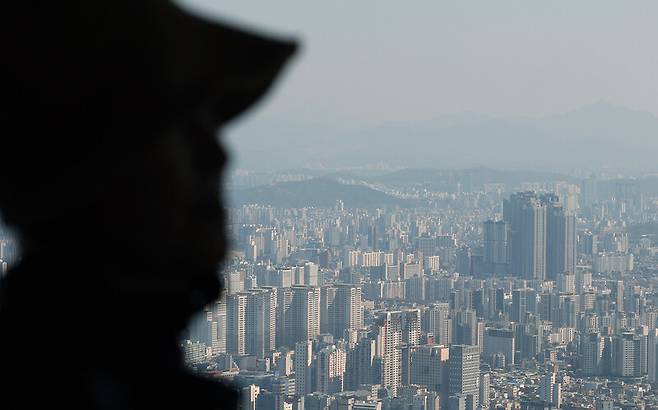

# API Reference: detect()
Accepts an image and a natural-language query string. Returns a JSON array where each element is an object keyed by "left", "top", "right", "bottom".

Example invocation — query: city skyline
[{"left": 174, "top": 178, "right": 658, "bottom": 409}]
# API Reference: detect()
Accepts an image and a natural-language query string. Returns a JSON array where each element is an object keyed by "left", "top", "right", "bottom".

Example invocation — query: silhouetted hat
[
  {"left": 0, "top": 1, "right": 297, "bottom": 227},
  {"left": 3, "top": 1, "right": 297, "bottom": 136}
]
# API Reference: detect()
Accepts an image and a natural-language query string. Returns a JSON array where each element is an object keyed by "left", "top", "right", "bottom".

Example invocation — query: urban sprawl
[{"left": 177, "top": 173, "right": 658, "bottom": 410}]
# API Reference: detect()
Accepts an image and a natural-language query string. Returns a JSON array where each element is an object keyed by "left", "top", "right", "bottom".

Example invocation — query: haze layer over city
[
  {"left": 180, "top": 0, "right": 658, "bottom": 175},
  {"left": 0, "top": 2, "right": 647, "bottom": 410}
]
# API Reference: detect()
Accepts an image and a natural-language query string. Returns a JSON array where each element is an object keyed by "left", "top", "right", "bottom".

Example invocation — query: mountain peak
[{"left": 565, "top": 100, "right": 652, "bottom": 118}]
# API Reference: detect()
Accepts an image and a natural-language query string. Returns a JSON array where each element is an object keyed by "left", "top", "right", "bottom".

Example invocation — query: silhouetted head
[{"left": 0, "top": 2, "right": 295, "bottom": 318}]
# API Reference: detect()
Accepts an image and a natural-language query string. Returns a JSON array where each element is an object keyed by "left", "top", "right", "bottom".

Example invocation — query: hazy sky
[
  {"left": 176, "top": 1, "right": 658, "bottom": 173},
  {"left": 181, "top": 0, "right": 658, "bottom": 127}
]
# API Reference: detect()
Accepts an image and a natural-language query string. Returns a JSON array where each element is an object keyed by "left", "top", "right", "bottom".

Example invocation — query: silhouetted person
[{"left": 0, "top": 2, "right": 295, "bottom": 409}]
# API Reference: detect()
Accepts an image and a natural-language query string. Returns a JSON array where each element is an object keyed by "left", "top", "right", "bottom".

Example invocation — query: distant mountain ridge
[
  {"left": 228, "top": 168, "right": 658, "bottom": 209},
  {"left": 368, "top": 167, "right": 575, "bottom": 190},
  {"left": 227, "top": 101, "right": 658, "bottom": 173},
  {"left": 229, "top": 166, "right": 575, "bottom": 192},
  {"left": 229, "top": 178, "right": 412, "bottom": 209}
]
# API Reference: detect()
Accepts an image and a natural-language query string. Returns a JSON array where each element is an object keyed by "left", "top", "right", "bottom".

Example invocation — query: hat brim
[{"left": 163, "top": 2, "right": 298, "bottom": 125}]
